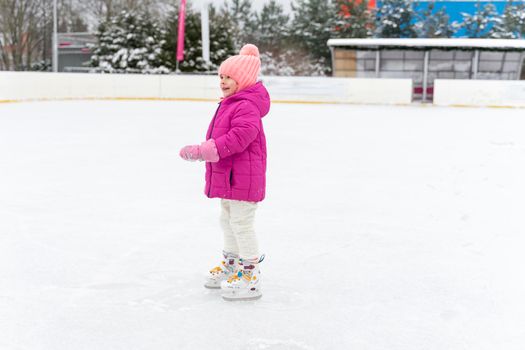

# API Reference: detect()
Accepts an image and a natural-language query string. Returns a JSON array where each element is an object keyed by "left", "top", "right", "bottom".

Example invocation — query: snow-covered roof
[{"left": 328, "top": 38, "right": 525, "bottom": 50}]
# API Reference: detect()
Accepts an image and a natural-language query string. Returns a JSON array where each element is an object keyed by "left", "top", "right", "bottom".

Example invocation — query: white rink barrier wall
[
  {"left": 433, "top": 79, "right": 525, "bottom": 108},
  {"left": 0, "top": 72, "right": 412, "bottom": 105}
]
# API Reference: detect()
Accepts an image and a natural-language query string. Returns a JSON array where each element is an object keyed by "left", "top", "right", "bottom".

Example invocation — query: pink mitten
[
  {"left": 179, "top": 145, "right": 202, "bottom": 161},
  {"left": 200, "top": 139, "right": 220, "bottom": 162}
]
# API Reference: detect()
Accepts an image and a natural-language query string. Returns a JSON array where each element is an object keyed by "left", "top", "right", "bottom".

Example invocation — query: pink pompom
[{"left": 239, "top": 44, "right": 259, "bottom": 58}]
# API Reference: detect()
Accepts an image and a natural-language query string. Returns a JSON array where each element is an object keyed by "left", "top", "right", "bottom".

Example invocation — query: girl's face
[{"left": 220, "top": 75, "right": 238, "bottom": 97}]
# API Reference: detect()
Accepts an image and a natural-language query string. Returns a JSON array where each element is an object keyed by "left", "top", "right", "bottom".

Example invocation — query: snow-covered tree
[
  {"left": 333, "top": 0, "right": 375, "bottom": 38},
  {"left": 490, "top": 3, "right": 525, "bottom": 39},
  {"left": 457, "top": 2, "right": 499, "bottom": 38},
  {"left": 220, "top": 0, "right": 257, "bottom": 50},
  {"left": 162, "top": 4, "right": 206, "bottom": 72},
  {"left": 414, "top": 2, "right": 456, "bottom": 38},
  {"left": 375, "top": 0, "right": 417, "bottom": 38},
  {"left": 252, "top": 0, "right": 293, "bottom": 75},
  {"left": 207, "top": 4, "right": 237, "bottom": 69},
  {"left": 253, "top": 0, "right": 290, "bottom": 53},
  {"left": 162, "top": 3, "right": 235, "bottom": 72},
  {"left": 89, "top": 10, "right": 169, "bottom": 74},
  {"left": 290, "top": 0, "right": 337, "bottom": 74},
  {"left": 260, "top": 50, "right": 327, "bottom": 76},
  {"left": 79, "top": 0, "right": 168, "bottom": 27}
]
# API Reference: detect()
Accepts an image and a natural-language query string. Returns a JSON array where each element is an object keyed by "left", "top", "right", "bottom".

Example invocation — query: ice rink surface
[{"left": 1, "top": 100, "right": 524, "bottom": 350}]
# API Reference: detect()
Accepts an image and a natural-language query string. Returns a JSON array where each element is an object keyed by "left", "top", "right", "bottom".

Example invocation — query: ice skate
[
  {"left": 204, "top": 251, "right": 238, "bottom": 289},
  {"left": 221, "top": 256, "right": 264, "bottom": 301}
]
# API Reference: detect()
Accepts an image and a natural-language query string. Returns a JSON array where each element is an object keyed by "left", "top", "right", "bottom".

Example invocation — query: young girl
[{"left": 179, "top": 44, "right": 270, "bottom": 301}]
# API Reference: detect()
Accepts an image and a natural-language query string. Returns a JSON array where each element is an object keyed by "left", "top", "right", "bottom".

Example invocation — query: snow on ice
[{"left": 1, "top": 100, "right": 524, "bottom": 350}]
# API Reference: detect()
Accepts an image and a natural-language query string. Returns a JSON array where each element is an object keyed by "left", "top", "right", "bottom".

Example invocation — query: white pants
[{"left": 220, "top": 199, "right": 259, "bottom": 260}]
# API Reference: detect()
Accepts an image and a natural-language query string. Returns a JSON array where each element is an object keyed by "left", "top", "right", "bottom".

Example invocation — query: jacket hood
[{"left": 222, "top": 81, "right": 270, "bottom": 118}]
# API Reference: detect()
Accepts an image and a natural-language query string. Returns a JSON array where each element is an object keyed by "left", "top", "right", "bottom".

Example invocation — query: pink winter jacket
[{"left": 205, "top": 82, "right": 270, "bottom": 202}]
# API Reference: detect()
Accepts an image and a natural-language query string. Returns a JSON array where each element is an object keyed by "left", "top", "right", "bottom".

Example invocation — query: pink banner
[{"left": 176, "top": 0, "right": 186, "bottom": 62}]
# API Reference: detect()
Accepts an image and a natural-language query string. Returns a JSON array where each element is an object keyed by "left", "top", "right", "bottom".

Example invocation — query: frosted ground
[{"left": 1, "top": 100, "right": 524, "bottom": 350}]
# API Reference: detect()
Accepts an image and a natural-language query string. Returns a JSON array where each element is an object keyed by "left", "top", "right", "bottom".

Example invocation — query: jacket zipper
[{"left": 207, "top": 103, "right": 221, "bottom": 197}]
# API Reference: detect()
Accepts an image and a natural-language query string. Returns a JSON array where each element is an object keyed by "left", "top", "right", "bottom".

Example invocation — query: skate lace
[{"left": 226, "top": 255, "right": 264, "bottom": 283}]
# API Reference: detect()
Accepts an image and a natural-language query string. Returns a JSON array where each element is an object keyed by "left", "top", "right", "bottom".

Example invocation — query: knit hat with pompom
[{"left": 219, "top": 44, "right": 261, "bottom": 92}]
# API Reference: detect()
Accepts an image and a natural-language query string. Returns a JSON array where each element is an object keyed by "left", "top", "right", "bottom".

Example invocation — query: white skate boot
[
  {"left": 204, "top": 251, "right": 238, "bottom": 289},
  {"left": 221, "top": 255, "right": 264, "bottom": 301}
]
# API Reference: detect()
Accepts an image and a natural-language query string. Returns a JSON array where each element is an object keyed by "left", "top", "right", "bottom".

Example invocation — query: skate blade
[
  {"left": 204, "top": 281, "right": 222, "bottom": 289},
  {"left": 222, "top": 291, "right": 262, "bottom": 301},
  {"left": 204, "top": 284, "right": 221, "bottom": 289}
]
